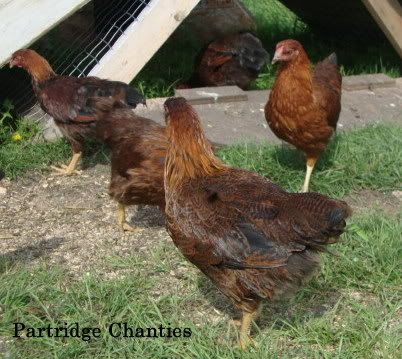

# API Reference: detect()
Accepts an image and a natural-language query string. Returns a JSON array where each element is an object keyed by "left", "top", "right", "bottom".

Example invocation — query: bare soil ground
[{"left": 0, "top": 165, "right": 168, "bottom": 277}]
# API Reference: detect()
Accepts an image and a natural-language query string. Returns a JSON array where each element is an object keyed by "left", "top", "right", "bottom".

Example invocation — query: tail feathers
[
  {"left": 240, "top": 48, "right": 269, "bottom": 73},
  {"left": 325, "top": 52, "right": 337, "bottom": 66},
  {"left": 289, "top": 193, "right": 352, "bottom": 250},
  {"left": 124, "top": 86, "right": 146, "bottom": 108}
]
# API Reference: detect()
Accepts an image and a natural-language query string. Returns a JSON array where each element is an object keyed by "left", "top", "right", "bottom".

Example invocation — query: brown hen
[
  {"left": 9, "top": 49, "right": 145, "bottom": 175},
  {"left": 180, "top": 32, "right": 269, "bottom": 90},
  {"left": 265, "top": 39, "right": 342, "bottom": 192},
  {"left": 163, "top": 97, "right": 351, "bottom": 349},
  {"left": 91, "top": 98, "right": 166, "bottom": 232}
]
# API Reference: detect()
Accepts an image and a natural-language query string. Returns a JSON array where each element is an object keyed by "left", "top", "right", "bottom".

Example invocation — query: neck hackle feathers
[
  {"left": 11, "top": 49, "right": 55, "bottom": 83},
  {"left": 164, "top": 97, "right": 225, "bottom": 188}
]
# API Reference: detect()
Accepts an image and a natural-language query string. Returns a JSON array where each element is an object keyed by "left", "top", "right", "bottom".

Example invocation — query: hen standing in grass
[
  {"left": 265, "top": 39, "right": 342, "bottom": 192},
  {"left": 180, "top": 32, "right": 269, "bottom": 90},
  {"left": 163, "top": 97, "right": 351, "bottom": 349},
  {"left": 91, "top": 98, "right": 167, "bottom": 232},
  {"left": 9, "top": 49, "right": 145, "bottom": 175}
]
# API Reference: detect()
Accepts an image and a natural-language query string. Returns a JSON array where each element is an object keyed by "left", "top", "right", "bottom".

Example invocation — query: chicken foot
[
  {"left": 51, "top": 152, "right": 82, "bottom": 176},
  {"left": 238, "top": 306, "right": 261, "bottom": 350},
  {"left": 301, "top": 157, "right": 317, "bottom": 193},
  {"left": 117, "top": 203, "right": 142, "bottom": 232}
]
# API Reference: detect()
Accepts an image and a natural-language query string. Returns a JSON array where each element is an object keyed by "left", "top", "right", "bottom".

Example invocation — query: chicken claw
[
  {"left": 117, "top": 203, "right": 142, "bottom": 233},
  {"left": 50, "top": 164, "right": 82, "bottom": 176},
  {"left": 120, "top": 222, "right": 142, "bottom": 233},
  {"left": 239, "top": 335, "right": 257, "bottom": 350},
  {"left": 238, "top": 310, "right": 259, "bottom": 350},
  {"left": 50, "top": 152, "right": 82, "bottom": 176}
]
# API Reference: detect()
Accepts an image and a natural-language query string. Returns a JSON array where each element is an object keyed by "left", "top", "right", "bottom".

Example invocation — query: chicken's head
[
  {"left": 271, "top": 40, "right": 302, "bottom": 64},
  {"left": 9, "top": 49, "right": 55, "bottom": 81},
  {"left": 9, "top": 49, "right": 35, "bottom": 69}
]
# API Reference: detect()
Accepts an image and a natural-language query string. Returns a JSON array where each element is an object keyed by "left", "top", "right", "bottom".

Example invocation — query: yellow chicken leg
[
  {"left": 51, "top": 152, "right": 82, "bottom": 176},
  {"left": 301, "top": 157, "right": 317, "bottom": 193},
  {"left": 238, "top": 307, "right": 260, "bottom": 350},
  {"left": 117, "top": 203, "right": 141, "bottom": 232}
]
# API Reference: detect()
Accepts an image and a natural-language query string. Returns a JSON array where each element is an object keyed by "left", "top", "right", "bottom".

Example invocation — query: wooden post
[
  {"left": 362, "top": 0, "right": 402, "bottom": 58},
  {"left": 89, "top": 0, "right": 200, "bottom": 82},
  {"left": 0, "top": 0, "right": 90, "bottom": 66}
]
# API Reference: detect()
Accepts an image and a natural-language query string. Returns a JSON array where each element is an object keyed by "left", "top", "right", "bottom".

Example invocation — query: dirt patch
[
  {"left": 0, "top": 165, "right": 171, "bottom": 277},
  {"left": 344, "top": 189, "right": 401, "bottom": 216}
]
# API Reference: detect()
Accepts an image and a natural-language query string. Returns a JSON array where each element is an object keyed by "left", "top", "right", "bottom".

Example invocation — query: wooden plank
[
  {"left": 0, "top": 0, "right": 90, "bottom": 66},
  {"left": 342, "top": 73, "right": 396, "bottom": 91},
  {"left": 362, "top": 0, "right": 402, "bottom": 58},
  {"left": 89, "top": 0, "right": 200, "bottom": 82},
  {"left": 175, "top": 86, "right": 248, "bottom": 105}
]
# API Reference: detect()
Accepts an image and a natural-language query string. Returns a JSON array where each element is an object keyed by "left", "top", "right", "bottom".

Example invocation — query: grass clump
[
  {"left": 0, "top": 211, "right": 400, "bottom": 358},
  {"left": 218, "top": 124, "right": 402, "bottom": 197},
  {"left": 0, "top": 100, "right": 70, "bottom": 178}
]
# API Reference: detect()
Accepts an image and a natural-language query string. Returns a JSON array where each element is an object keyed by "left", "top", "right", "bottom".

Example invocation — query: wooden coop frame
[
  {"left": 0, "top": 0, "right": 200, "bottom": 83},
  {"left": 362, "top": 0, "right": 402, "bottom": 58},
  {"left": 0, "top": 0, "right": 400, "bottom": 81}
]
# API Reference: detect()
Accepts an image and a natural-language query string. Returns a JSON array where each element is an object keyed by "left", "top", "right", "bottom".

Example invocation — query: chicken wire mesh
[{"left": 0, "top": 0, "right": 151, "bottom": 122}]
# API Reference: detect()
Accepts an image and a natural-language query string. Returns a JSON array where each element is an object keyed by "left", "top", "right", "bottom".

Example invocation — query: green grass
[
  {"left": 218, "top": 124, "right": 402, "bottom": 197},
  {"left": 2, "top": 123, "right": 401, "bottom": 200},
  {"left": 132, "top": 0, "right": 401, "bottom": 97},
  {"left": 1, "top": 211, "right": 400, "bottom": 358},
  {"left": 0, "top": 140, "right": 71, "bottom": 179}
]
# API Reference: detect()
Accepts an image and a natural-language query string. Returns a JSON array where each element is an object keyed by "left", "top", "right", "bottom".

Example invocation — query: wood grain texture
[
  {"left": 0, "top": 0, "right": 90, "bottom": 65},
  {"left": 89, "top": 0, "right": 200, "bottom": 82},
  {"left": 362, "top": 0, "right": 402, "bottom": 58}
]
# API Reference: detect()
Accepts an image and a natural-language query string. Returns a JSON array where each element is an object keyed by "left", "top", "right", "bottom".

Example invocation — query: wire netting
[{"left": 0, "top": 0, "right": 152, "bottom": 121}]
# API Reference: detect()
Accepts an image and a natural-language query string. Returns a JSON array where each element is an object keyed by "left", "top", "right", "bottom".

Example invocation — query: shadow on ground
[
  {"left": 129, "top": 205, "right": 165, "bottom": 228},
  {"left": 0, "top": 236, "right": 65, "bottom": 273},
  {"left": 197, "top": 271, "right": 343, "bottom": 331},
  {"left": 273, "top": 135, "right": 341, "bottom": 171}
]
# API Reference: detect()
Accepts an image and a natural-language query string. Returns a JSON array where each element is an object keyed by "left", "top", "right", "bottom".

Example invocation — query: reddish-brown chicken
[
  {"left": 163, "top": 97, "right": 351, "bottom": 349},
  {"left": 265, "top": 39, "right": 342, "bottom": 192},
  {"left": 9, "top": 49, "right": 145, "bottom": 175},
  {"left": 180, "top": 32, "right": 269, "bottom": 90},
  {"left": 91, "top": 98, "right": 167, "bottom": 231}
]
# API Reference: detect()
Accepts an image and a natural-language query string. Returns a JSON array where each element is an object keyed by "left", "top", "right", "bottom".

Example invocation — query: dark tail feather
[
  {"left": 289, "top": 193, "right": 352, "bottom": 251},
  {"left": 326, "top": 205, "right": 352, "bottom": 238},
  {"left": 125, "top": 86, "right": 146, "bottom": 108},
  {"left": 326, "top": 52, "right": 337, "bottom": 66}
]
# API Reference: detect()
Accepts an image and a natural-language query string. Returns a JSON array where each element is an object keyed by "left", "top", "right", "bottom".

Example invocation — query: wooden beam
[
  {"left": 362, "top": 0, "right": 402, "bottom": 58},
  {"left": 89, "top": 0, "right": 200, "bottom": 82},
  {"left": 0, "top": 0, "right": 90, "bottom": 66}
]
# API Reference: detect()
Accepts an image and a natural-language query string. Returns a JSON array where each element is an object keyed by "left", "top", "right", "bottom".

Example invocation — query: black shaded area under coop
[{"left": 279, "top": 0, "right": 402, "bottom": 42}]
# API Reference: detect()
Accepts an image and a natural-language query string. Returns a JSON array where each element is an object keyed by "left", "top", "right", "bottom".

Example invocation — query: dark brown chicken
[
  {"left": 181, "top": 32, "right": 269, "bottom": 90},
  {"left": 9, "top": 49, "right": 145, "bottom": 175},
  {"left": 265, "top": 39, "right": 342, "bottom": 192},
  {"left": 163, "top": 97, "right": 351, "bottom": 349},
  {"left": 91, "top": 98, "right": 166, "bottom": 231}
]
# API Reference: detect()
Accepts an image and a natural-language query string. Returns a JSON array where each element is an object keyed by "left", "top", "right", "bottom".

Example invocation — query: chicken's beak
[{"left": 271, "top": 47, "right": 283, "bottom": 64}]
